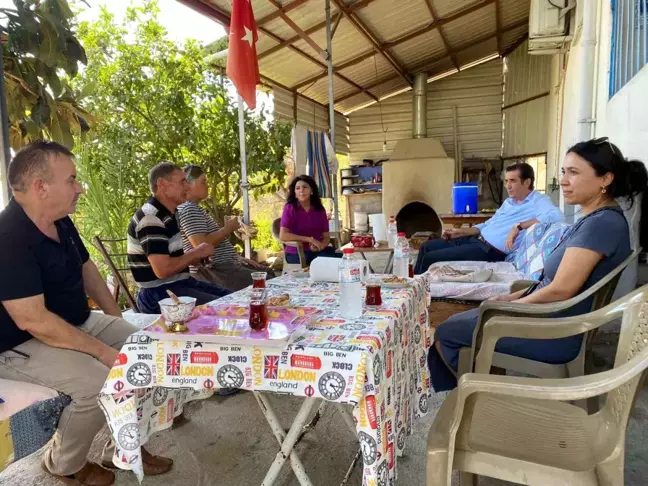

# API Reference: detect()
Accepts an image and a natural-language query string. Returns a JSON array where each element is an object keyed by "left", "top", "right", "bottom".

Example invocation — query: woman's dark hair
[
  {"left": 567, "top": 137, "right": 648, "bottom": 247},
  {"left": 286, "top": 175, "right": 324, "bottom": 211},
  {"left": 183, "top": 164, "right": 205, "bottom": 184}
]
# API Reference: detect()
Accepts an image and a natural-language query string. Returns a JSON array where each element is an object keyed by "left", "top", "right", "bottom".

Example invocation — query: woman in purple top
[{"left": 280, "top": 175, "right": 339, "bottom": 265}]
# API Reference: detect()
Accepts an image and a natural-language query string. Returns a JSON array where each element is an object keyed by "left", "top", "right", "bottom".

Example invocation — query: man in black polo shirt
[
  {"left": 0, "top": 142, "right": 173, "bottom": 486},
  {"left": 127, "top": 162, "right": 231, "bottom": 314}
]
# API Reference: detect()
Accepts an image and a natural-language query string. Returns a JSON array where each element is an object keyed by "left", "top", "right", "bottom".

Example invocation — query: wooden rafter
[
  {"left": 423, "top": 0, "right": 458, "bottom": 70},
  {"left": 267, "top": 0, "right": 327, "bottom": 59},
  {"left": 177, "top": 0, "right": 231, "bottom": 31},
  {"left": 384, "top": 0, "right": 496, "bottom": 48},
  {"left": 257, "top": 0, "right": 312, "bottom": 26},
  {"left": 331, "top": 0, "right": 411, "bottom": 86},
  {"left": 292, "top": 50, "right": 376, "bottom": 91},
  {"left": 330, "top": 9, "right": 343, "bottom": 39},
  {"left": 335, "top": 17, "right": 527, "bottom": 104},
  {"left": 494, "top": 0, "right": 502, "bottom": 54},
  {"left": 258, "top": 15, "right": 340, "bottom": 60}
]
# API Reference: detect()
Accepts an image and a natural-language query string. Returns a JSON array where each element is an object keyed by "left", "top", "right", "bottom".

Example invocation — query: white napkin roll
[{"left": 310, "top": 257, "right": 369, "bottom": 283}]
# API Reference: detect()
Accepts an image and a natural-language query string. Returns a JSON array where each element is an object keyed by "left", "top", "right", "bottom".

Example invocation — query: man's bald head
[{"left": 8, "top": 141, "right": 74, "bottom": 193}]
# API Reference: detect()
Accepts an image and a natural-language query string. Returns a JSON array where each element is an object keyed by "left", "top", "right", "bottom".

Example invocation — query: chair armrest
[
  {"left": 460, "top": 343, "right": 648, "bottom": 402},
  {"left": 469, "top": 285, "right": 648, "bottom": 374},
  {"left": 474, "top": 311, "right": 620, "bottom": 373},
  {"left": 510, "top": 280, "right": 538, "bottom": 293}
]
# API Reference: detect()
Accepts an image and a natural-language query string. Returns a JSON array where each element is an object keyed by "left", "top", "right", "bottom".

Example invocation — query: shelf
[
  {"left": 342, "top": 191, "right": 382, "bottom": 197},
  {"left": 341, "top": 183, "right": 382, "bottom": 188}
]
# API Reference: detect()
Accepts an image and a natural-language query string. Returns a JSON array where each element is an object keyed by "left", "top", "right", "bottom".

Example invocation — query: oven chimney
[{"left": 412, "top": 72, "right": 427, "bottom": 139}]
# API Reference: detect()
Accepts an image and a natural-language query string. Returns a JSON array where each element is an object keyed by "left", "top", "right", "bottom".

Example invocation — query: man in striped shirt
[
  {"left": 178, "top": 165, "right": 274, "bottom": 291},
  {"left": 127, "top": 162, "right": 231, "bottom": 314}
]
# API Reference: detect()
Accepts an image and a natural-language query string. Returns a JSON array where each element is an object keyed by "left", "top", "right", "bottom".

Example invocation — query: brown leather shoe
[
  {"left": 141, "top": 447, "right": 173, "bottom": 476},
  {"left": 102, "top": 447, "right": 173, "bottom": 476},
  {"left": 42, "top": 461, "right": 115, "bottom": 486}
]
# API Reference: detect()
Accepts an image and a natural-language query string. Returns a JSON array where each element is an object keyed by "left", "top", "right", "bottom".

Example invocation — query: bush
[{"left": 252, "top": 218, "right": 282, "bottom": 253}]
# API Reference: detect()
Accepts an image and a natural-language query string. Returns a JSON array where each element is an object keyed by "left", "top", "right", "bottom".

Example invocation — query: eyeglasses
[{"left": 592, "top": 137, "right": 618, "bottom": 156}]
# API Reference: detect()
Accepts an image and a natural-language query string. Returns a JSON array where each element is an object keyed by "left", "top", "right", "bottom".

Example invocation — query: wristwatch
[{"left": 516, "top": 222, "right": 523, "bottom": 231}]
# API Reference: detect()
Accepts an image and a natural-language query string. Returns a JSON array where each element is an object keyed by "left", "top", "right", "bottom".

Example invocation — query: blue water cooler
[{"left": 452, "top": 183, "right": 478, "bottom": 214}]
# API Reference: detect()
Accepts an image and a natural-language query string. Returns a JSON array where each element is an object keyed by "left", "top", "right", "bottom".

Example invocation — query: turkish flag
[{"left": 227, "top": 0, "right": 261, "bottom": 110}]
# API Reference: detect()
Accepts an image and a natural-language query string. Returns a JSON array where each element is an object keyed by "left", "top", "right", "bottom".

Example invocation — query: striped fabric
[
  {"left": 127, "top": 197, "right": 189, "bottom": 288},
  {"left": 306, "top": 130, "right": 332, "bottom": 198},
  {"left": 177, "top": 201, "right": 240, "bottom": 271}
]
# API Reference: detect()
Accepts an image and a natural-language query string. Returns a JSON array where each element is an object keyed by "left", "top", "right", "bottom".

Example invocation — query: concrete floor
[{"left": 3, "top": 254, "right": 648, "bottom": 485}]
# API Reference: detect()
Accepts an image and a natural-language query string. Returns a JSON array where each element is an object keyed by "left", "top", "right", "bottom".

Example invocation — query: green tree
[
  {"left": 1, "top": 0, "right": 92, "bottom": 148},
  {"left": 73, "top": 1, "right": 290, "bottom": 247}
]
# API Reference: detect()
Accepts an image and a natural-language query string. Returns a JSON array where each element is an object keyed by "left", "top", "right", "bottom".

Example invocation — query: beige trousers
[{"left": 0, "top": 313, "right": 137, "bottom": 476}]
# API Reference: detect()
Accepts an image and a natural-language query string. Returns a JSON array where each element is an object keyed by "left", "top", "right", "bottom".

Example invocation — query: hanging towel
[{"left": 306, "top": 129, "right": 338, "bottom": 198}]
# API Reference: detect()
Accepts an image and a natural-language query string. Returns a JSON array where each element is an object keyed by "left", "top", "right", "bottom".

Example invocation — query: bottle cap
[
  {"left": 397, "top": 232, "right": 406, "bottom": 237},
  {"left": 343, "top": 248, "right": 354, "bottom": 254}
]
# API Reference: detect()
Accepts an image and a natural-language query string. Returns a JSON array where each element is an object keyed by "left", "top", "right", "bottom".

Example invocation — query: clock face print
[
  {"left": 377, "top": 460, "right": 388, "bottom": 486},
  {"left": 152, "top": 387, "right": 168, "bottom": 406},
  {"left": 397, "top": 428, "right": 406, "bottom": 451},
  {"left": 373, "top": 357, "right": 383, "bottom": 386},
  {"left": 419, "top": 394, "right": 429, "bottom": 414},
  {"left": 318, "top": 372, "right": 346, "bottom": 400},
  {"left": 340, "top": 323, "right": 366, "bottom": 332},
  {"left": 126, "top": 363, "right": 152, "bottom": 387},
  {"left": 217, "top": 365, "right": 244, "bottom": 389},
  {"left": 414, "top": 325, "right": 422, "bottom": 345},
  {"left": 358, "top": 431, "right": 377, "bottom": 465},
  {"left": 117, "top": 423, "right": 140, "bottom": 451}
]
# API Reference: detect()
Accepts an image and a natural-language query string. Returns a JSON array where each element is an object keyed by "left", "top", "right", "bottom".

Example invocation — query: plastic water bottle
[
  {"left": 339, "top": 248, "right": 363, "bottom": 319},
  {"left": 387, "top": 216, "right": 398, "bottom": 249},
  {"left": 393, "top": 233, "right": 410, "bottom": 277}
]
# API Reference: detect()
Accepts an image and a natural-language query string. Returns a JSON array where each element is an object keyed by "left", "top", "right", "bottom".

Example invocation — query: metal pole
[
  {"left": 325, "top": 0, "right": 340, "bottom": 236},
  {"left": 238, "top": 94, "right": 251, "bottom": 259},
  {"left": 0, "top": 44, "right": 12, "bottom": 207}
]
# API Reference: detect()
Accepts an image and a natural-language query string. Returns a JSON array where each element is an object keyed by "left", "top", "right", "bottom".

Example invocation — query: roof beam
[
  {"left": 292, "top": 50, "right": 376, "bottom": 90},
  {"left": 494, "top": 0, "right": 502, "bottom": 54},
  {"left": 423, "top": 0, "right": 458, "bottom": 70},
  {"left": 267, "top": 0, "right": 327, "bottom": 59},
  {"left": 336, "top": 18, "right": 526, "bottom": 104},
  {"left": 331, "top": 0, "right": 411, "bottom": 86},
  {"left": 384, "top": 0, "right": 496, "bottom": 48},
  {"left": 348, "top": 0, "right": 379, "bottom": 12},
  {"left": 258, "top": 15, "right": 340, "bottom": 60},
  {"left": 257, "top": 0, "right": 313, "bottom": 26}
]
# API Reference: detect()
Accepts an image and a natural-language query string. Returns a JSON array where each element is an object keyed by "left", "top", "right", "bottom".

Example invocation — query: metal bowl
[{"left": 158, "top": 296, "right": 196, "bottom": 323}]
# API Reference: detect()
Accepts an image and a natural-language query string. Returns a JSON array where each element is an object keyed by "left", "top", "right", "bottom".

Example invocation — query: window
[
  {"left": 610, "top": 0, "right": 648, "bottom": 97},
  {"left": 525, "top": 155, "right": 548, "bottom": 194}
]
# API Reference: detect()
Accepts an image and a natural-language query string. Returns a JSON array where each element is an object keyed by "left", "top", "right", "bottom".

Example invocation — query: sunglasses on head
[{"left": 592, "top": 137, "right": 618, "bottom": 156}]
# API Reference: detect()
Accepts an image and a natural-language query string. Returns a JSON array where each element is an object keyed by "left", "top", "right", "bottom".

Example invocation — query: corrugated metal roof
[
  {"left": 187, "top": 0, "right": 529, "bottom": 114},
  {"left": 354, "top": 0, "right": 432, "bottom": 43}
]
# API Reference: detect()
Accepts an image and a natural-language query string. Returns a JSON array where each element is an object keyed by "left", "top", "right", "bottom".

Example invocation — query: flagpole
[
  {"left": 237, "top": 93, "right": 251, "bottom": 259},
  {"left": 325, "top": 0, "right": 340, "bottom": 237}
]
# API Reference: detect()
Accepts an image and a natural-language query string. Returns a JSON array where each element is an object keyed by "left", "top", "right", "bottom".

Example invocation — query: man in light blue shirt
[{"left": 414, "top": 163, "right": 564, "bottom": 274}]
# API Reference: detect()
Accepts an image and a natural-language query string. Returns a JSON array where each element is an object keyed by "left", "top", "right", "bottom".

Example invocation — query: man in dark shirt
[
  {"left": 0, "top": 142, "right": 172, "bottom": 486},
  {"left": 127, "top": 162, "right": 231, "bottom": 314}
]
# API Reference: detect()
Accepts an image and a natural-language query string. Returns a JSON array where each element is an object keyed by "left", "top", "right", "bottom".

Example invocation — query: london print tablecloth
[{"left": 99, "top": 276, "right": 432, "bottom": 485}]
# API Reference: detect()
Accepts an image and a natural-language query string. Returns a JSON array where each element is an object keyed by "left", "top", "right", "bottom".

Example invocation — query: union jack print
[
  {"left": 166, "top": 353, "right": 181, "bottom": 376},
  {"left": 264, "top": 355, "right": 279, "bottom": 379}
]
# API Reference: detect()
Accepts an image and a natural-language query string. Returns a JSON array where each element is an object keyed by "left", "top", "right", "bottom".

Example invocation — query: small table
[
  {"left": 341, "top": 241, "right": 394, "bottom": 273},
  {"left": 438, "top": 213, "right": 494, "bottom": 228}
]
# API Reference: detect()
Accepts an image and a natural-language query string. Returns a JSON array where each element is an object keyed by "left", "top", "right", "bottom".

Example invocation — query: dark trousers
[
  {"left": 137, "top": 277, "right": 232, "bottom": 314},
  {"left": 414, "top": 236, "right": 505, "bottom": 275},
  {"left": 285, "top": 246, "right": 340, "bottom": 266}
]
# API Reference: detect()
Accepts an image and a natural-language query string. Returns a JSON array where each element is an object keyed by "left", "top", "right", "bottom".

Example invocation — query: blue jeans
[
  {"left": 136, "top": 278, "right": 232, "bottom": 314},
  {"left": 414, "top": 236, "right": 505, "bottom": 275},
  {"left": 285, "top": 246, "right": 340, "bottom": 266}
]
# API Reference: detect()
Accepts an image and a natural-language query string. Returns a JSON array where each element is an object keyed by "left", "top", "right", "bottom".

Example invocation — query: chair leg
[
  {"left": 459, "top": 472, "right": 478, "bottom": 486},
  {"left": 426, "top": 450, "right": 450, "bottom": 486}
]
